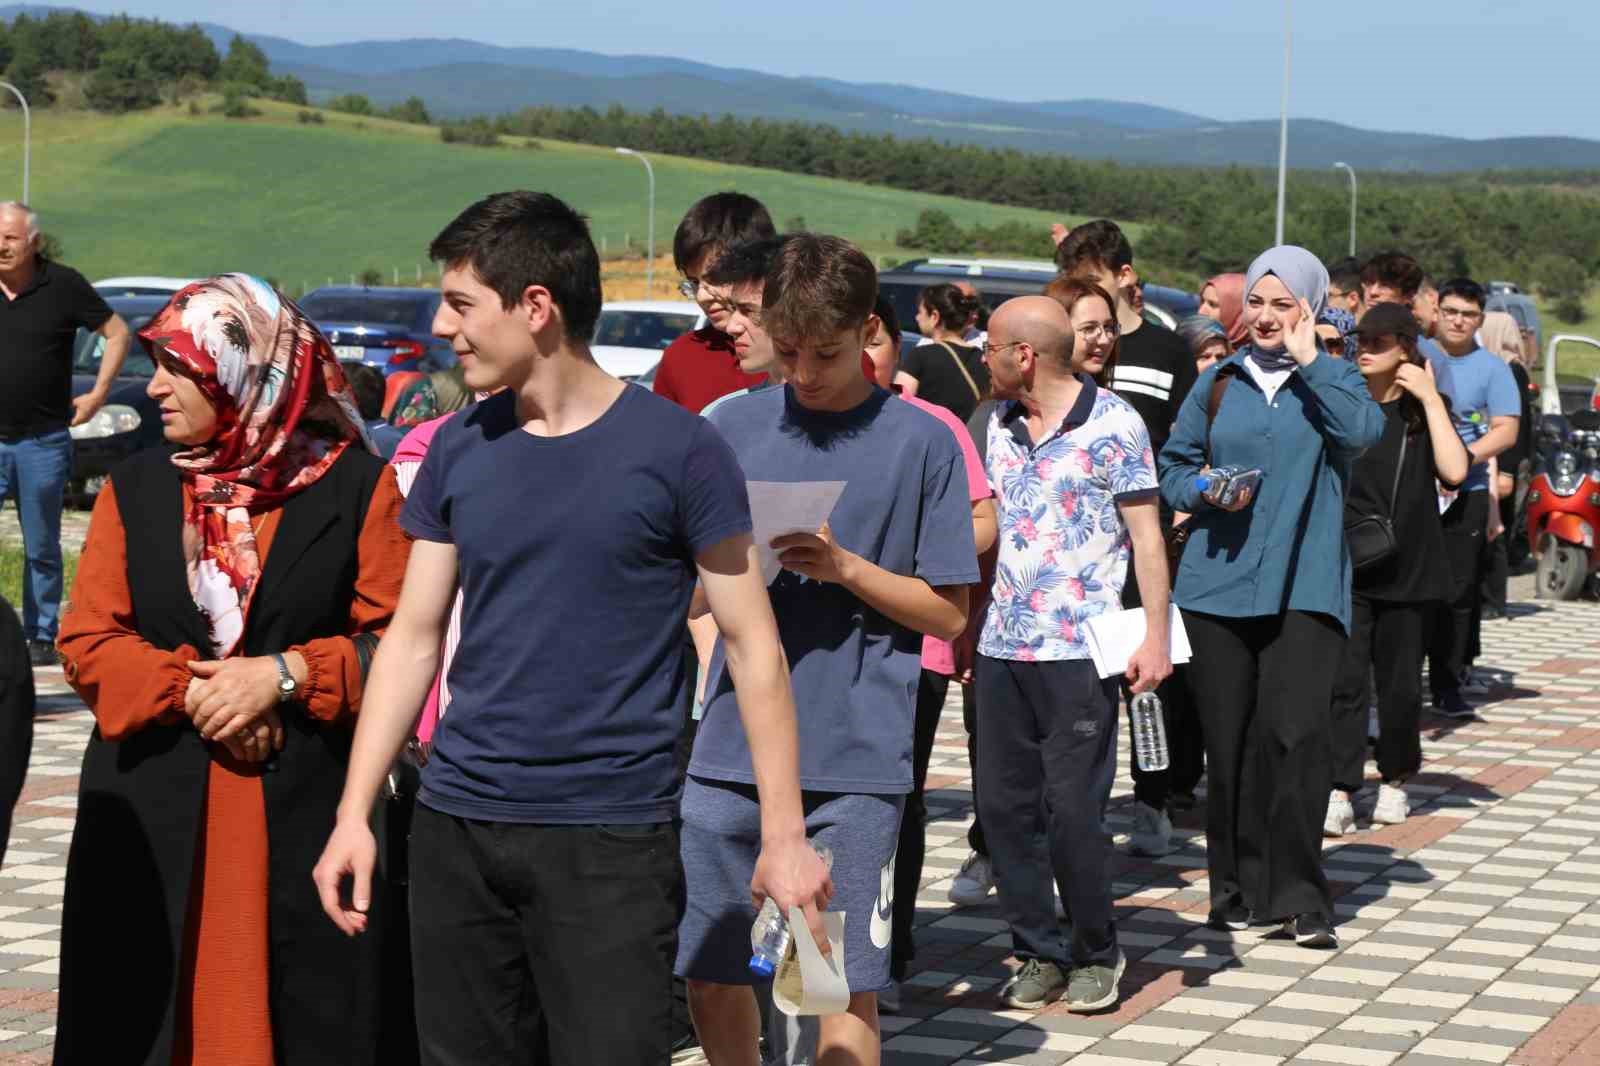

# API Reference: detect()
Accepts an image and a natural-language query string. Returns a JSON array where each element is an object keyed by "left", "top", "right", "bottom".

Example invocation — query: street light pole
[
  {"left": 615, "top": 147, "right": 655, "bottom": 295},
  {"left": 1274, "top": 0, "right": 1291, "bottom": 247},
  {"left": 0, "top": 81, "right": 30, "bottom": 205},
  {"left": 1333, "top": 161, "right": 1357, "bottom": 256}
]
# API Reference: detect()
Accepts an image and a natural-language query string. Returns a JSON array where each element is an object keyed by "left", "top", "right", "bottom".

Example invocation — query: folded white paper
[
  {"left": 771, "top": 907, "right": 850, "bottom": 1017},
  {"left": 747, "top": 480, "right": 848, "bottom": 586},
  {"left": 1083, "top": 604, "right": 1191, "bottom": 680}
]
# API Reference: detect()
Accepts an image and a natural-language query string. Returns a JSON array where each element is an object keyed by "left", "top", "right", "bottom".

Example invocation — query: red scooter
[{"left": 1526, "top": 409, "right": 1600, "bottom": 599}]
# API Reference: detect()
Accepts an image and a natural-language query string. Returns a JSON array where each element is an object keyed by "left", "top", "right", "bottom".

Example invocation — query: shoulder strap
[
  {"left": 1202, "top": 365, "right": 1234, "bottom": 460},
  {"left": 1388, "top": 423, "right": 1409, "bottom": 517},
  {"left": 935, "top": 341, "right": 984, "bottom": 406}
]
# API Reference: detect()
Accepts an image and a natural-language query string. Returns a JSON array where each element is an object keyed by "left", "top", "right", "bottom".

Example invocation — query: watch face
[{"left": 280, "top": 677, "right": 296, "bottom": 694}]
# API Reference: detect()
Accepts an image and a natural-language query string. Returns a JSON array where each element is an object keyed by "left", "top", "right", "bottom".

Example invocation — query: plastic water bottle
[
  {"left": 1193, "top": 466, "right": 1262, "bottom": 509},
  {"left": 749, "top": 844, "right": 833, "bottom": 979},
  {"left": 1130, "top": 691, "right": 1170, "bottom": 772}
]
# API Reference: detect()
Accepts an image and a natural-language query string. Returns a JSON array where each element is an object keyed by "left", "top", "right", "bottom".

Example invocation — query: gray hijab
[{"left": 1243, "top": 245, "right": 1329, "bottom": 370}]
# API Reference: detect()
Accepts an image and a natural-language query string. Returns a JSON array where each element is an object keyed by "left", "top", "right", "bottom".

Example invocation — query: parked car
[
  {"left": 591, "top": 300, "right": 705, "bottom": 381},
  {"left": 93, "top": 275, "right": 198, "bottom": 298},
  {"left": 1486, "top": 290, "right": 1542, "bottom": 374},
  {"left": 69, "top": 294, "right": 168, "bottom": 496},
  {"left": 298, "top": 286, "right": 454, "bottom": 377}
]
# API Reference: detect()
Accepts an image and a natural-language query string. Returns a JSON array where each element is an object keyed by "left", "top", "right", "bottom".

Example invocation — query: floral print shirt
[{"left": 980, "top": 377, "right": 1159, "bottom": 662}]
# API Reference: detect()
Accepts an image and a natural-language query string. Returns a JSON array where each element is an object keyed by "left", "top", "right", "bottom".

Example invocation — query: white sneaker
[
  {"left": 948, "top": 851, "right": 996, "bottom": 906},
  {"left": 1323, "top": 790, "right": 1356, "bottom": 837},
  {"left": 1055, "top": 893, "right": 1065, "bottom": 919},
  {"left": 1371, "top": 782, "right": 1410, "bottom": 825},
  {"left": 1127, "top": 801, "right": 1174, "bottom": 857}
]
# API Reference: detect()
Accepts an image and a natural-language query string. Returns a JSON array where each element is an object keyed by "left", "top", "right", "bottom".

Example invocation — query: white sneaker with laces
[
  {"left": 1371, "top": 782, "right": 1409, "bottom": 825},
  {"left": 1323, "top": 789, "right": 1356, "bottom": 837},
  {"left": 1127, "top": 801, "right": 1174, "bottom": 856},
  {"left": 948, "top": 851, "right": 996, "bottom": 906}
]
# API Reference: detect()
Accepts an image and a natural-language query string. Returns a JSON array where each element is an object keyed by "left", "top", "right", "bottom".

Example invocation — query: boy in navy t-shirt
[
  {"left": 677, "top": 235, "right": 979, "bottom": 1064},
  {"left": 311, "top": 192, "right": 829, "bottom": 1064}
]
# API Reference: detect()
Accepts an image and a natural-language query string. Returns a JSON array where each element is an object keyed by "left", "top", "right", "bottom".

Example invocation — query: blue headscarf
[
  {"left": 1317, "top": 306, "right": 1358, "bottom": 358},
  {"left": 1242, "top": 245, "right": 1330, "bottom": 371}
]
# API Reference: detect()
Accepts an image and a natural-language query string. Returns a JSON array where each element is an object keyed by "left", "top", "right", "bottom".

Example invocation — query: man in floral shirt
[{"left": 975, "top": 295, "right": 1172, "bottom": 1013}]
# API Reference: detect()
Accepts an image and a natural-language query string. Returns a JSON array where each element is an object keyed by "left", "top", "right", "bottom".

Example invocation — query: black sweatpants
[
  {"left": 891, "top": 669, "right": 953, "bottom": 980},
  {"left": 1121, "top": 554, "right": 1204, "bottom": 808},
  {"left": 0, "top": 596, "right": 32, "bottom": 869},
  {"left": 1429, "top": 491, "right": 1489, "bottom": 695},
  {"left": 959, "top": 680, "right": 987, "bottom": 856},
  {"left": 976, "top": 655, "right": 1120, "bottom": 968},
  {"left": 409, "top": 806, "right": 684, "bottom": 1065},
  {"left": 1331, "top": 595, "right": 1426, "bottom": 792},
  {"left": 1183, "top": 610, "right": 1343, "bottom": 923}
]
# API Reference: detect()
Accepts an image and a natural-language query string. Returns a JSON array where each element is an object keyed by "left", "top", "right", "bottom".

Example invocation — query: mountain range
[{"left": 6, "top": 3, "right": 1600, "bottom": 173}]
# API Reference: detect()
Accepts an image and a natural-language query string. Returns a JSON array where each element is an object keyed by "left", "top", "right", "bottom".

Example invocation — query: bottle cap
[
  {"left": 748, "top": 953, "right": 776, "bottom": 978},
  {"left": 1192, "top": 474, "right": 1213, "bottom": 491}
]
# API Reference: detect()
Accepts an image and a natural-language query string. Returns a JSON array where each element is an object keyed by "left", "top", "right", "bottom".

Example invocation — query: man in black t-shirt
[
  {"left": 0, "top": 203, "right": 131, "bottom": 664},
  {"left": 1055, "top": 219, "right": 1200, "bottom": 858}
]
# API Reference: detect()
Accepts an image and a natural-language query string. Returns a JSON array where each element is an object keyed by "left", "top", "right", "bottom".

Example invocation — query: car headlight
[
  {"left": 1550, "top": 450, "right": 1584, "bottom": 496},
  {"left": 69, "top": 404, "right": 143, "bottom": 441}
]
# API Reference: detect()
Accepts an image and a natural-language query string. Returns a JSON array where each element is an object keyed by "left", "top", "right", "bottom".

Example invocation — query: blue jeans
[{"left": 0, "top": 429, "right": 73, "bottom": 642}]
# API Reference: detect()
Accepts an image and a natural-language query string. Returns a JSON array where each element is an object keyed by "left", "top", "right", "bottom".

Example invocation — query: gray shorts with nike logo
[{"left": 674, "top": 775, "right": 904, "bottom": 991}]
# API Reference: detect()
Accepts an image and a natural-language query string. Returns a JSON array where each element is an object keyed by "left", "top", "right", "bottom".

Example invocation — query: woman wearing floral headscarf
[{"left": 54, "top": 275, "right": 413, "bottom": 1066}]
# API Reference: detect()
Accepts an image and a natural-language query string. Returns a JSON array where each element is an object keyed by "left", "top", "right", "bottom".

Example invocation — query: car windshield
[
  {"left": 593, "top": 310, "right": 698, "bottom": 350},
  {"left": 300, "top": 294, "right": 429, "bottom": 328},
  {"left": 73, "top": 315, "right": 157, "bottom": 377}
]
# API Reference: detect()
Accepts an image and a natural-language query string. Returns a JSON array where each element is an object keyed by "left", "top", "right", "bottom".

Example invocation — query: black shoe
[
  {"left": 1169, "top": 790, "right": 1198, "bottom": 812},
  {"left": 1207, "top": 903, "right": 1251, "bottom": 931},
  {"left": 1432, "top": 689, "right": 1475, "bottom": 719},
  {"left": 27, "top": 640, "right": 57, "bottom": 667},
  {"left": 1284, "top": 913, "right": 1338, "bottom": 949}
]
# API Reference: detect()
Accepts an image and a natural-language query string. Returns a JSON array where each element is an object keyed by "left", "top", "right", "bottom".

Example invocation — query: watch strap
[{"left": 271, "top": 652, "right": 296, "bottom": 702}]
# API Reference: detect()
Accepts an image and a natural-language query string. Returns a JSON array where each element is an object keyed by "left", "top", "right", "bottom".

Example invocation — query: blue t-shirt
[
  {"left": 690, "top": 385, "right": 980, "bottom": 794},
  {"left": 401, "top": 387, "right": 752, "bottom": 824},
  {"left": 1425, "top": 344, "right": 1521, "bottom": 492}
]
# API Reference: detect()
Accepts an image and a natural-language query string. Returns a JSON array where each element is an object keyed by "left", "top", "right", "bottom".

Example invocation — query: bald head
[{"left": 991, "top": 295, "right": 1073, "bottom": 369}]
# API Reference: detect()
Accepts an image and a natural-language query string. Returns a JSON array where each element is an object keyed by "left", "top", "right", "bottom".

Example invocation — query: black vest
[{"left": 55, "top": 445, "right": 396, "bottom": 1066}]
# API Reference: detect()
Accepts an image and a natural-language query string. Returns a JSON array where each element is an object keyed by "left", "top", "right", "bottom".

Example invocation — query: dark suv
[{"left": 299, "top": 287, "right": 455, "bottom": 377}]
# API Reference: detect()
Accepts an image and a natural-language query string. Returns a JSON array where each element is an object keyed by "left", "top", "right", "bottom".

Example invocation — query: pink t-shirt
[
  {"left": 392, "top": 413, "right": 461, "bottom": 743},
  {"left": 897, "top": 394, "right": 990, "bottom": 675}
]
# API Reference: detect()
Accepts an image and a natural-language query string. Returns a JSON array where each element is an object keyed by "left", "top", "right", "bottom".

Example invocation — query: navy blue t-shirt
[
  {"left": 691, "top": 385, "right": 980, "bottom": 794},
  {"left": 401, "top": 386, "right": 752, "bottom": 823}
]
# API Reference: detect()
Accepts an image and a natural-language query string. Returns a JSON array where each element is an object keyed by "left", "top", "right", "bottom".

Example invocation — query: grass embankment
[
  {"left": 0, "top": 100, "right": 1114, "bottom": 294},
  {"left": 0, "top": 548, "right": 78, "bottom": 615}
]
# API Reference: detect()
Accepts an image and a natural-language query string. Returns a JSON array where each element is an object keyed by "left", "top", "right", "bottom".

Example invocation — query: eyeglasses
[
  {"left": 1075, "top": 322, "right": 1119, "bottom": 341},
  {"left": 1439, "top": 306, "right": 1483, "bottom": 321},
  {"left": 981, "top": 341, "right": 1022, "bottom": 359},
  {"left": 677, "top": 278, "right": 701, "bottom": 299}
]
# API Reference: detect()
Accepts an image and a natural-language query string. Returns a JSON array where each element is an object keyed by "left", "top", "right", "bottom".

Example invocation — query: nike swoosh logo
[{"left": 869, "top": 856, "right": 895, "bottom": 949}]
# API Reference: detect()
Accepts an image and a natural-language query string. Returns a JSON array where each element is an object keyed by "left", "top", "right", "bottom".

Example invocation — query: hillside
[
  {"left": 5, "top": 3, "right": 1599, "bottom": 172},
  {"left": 0, "top": 102, "right": 1104, "bottom": 289}
]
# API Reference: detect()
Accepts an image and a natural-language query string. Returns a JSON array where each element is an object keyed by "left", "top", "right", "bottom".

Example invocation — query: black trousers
[
  {"left": 1429, "top": 491, "right": 1489, "bottom": 694},
  {"left": 1121, "top": 559, "right": 1205, "bottom": 808},
  {"left": 959, "top": 679, "right": 987, "bottom": 856},
  {"left": 976, "top": 656, "right": 1120, "bottom": 968},
  {"left": 890, "top": 669, "right": 951, "bottom": 980},
  {"left": 1183, "top": 610, "right": 1342, "bottom": 923},
  {"left": 1480, "top": 494, "right": 1515, "bottom": 618},
  {"left": 409, "top": 806, "right": 684, "bottom": 1065},
  {"left": 0, "top": 596, "right": 32, "bottom": 869},
  {"left": 1331, "top": 595, "right": 1426, "bottom": 792}
]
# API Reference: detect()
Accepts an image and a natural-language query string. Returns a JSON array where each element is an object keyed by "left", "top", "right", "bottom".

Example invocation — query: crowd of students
[{"left": 48, "top": 184, "right": 1530, "bottom": 1066}]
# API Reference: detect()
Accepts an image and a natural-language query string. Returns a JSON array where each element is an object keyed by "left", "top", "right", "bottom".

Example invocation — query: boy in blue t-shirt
[
  {"left": 310, "top": 192, "right": 829, "bottom": 1064},
  {"left": 678, "top": 235, "right": 979, "bottom": 1063},
  {"left": 1424, "top": 277, "right": 1521, "bottom": 716}
]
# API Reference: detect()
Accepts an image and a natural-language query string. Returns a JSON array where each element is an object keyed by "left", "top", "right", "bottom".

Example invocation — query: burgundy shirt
[{"left": 652, "top": 327, "right": 765, "bottom": 414}]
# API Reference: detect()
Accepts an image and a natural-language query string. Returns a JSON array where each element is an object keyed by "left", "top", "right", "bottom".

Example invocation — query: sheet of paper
[
  {"left": 771, "top": 907, "right": 850, "bottom": 1017},
  {"left": 747, "top": 480, "right": 848, "bottom": 586},
  {"left": 1083, "top": 604, "right": 1192, "bottom": 680}
]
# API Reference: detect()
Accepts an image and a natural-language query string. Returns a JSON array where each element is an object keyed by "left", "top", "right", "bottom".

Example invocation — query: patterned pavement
[{"left": 6, "top": 600, "right": 1600, "bottom": 1064}]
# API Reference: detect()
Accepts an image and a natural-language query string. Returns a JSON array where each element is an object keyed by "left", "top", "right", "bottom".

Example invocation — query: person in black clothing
[
  {"left": 0, "top": 594, "right": 33, "bottom": 869},
  {"left": 1055, "top": 221, "right": 1200, "bottom": 855},
  {"left": 1328, "top": 304, "right": 1469, "bottom": 836},
  {"left": 1477, "top": 311, "right": 1535, "bottom": 620},
  {"left": 897, "top": 283, "right": 989, "bottom": 421}
]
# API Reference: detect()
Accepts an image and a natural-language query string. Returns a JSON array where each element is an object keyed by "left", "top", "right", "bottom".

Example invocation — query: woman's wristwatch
[{"left": 271, "top": 652, "right": 298, "bottom": 703}]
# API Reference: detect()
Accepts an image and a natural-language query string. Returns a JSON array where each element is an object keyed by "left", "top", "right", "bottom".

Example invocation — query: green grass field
[
  {"left": 0, "top": 101, "right": 1109, "bottom": 290},
  {"left": 0, "top": 547, "right": 77, "bottom": 615}
]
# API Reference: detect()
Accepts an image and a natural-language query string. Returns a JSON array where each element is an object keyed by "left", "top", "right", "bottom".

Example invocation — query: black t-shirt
[
  {"left": 1346, "top": 400, "right": 1452, "bottom": 603},
  {"left": 1107, "top": 320, "right": 1197, "bottom": 454},
  {"left": 900, "top": 340, "right": 989, "bottom": 423},
  {"left": 0, "top": 260, "right": 113, "bottom": 441}
]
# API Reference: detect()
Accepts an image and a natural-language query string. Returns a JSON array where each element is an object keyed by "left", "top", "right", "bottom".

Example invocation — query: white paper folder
[{"left": 1082, "top": 604, "right": 1192, "bottom": 680}]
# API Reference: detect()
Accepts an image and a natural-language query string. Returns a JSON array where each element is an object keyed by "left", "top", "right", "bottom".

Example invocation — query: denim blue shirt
[{"left": 1158, "top": 349, "right": 1385, "bottom": 633}]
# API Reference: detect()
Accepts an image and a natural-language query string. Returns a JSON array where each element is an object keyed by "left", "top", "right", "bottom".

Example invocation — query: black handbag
[{"left": 1345, "top": 427, "right": 1407, "bottom": 570}]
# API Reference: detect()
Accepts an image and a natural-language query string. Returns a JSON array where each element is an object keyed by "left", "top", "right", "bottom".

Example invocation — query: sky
[{"left": 54, "top": 0, "right": 1600, "bottom": 141}]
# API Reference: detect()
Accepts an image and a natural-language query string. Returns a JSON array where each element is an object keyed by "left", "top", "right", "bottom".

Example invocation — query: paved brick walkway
[{"left": 6, "top": 601, "right": 1600, "bottom": 1064}]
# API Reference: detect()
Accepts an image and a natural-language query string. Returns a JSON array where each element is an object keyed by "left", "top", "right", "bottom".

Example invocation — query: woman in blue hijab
[{"left": 1158, "top": 245, "right": 1384, "bottom": 949}]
